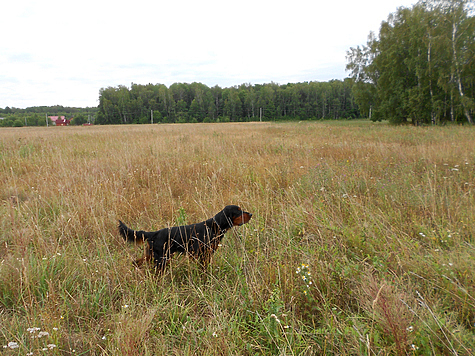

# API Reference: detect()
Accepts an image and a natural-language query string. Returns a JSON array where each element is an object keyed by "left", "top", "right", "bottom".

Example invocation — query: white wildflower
[{"left": 8, "top": 341, "right": 19, "bottom": 349}]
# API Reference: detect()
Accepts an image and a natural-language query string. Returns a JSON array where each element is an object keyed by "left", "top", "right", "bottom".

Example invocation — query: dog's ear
[{"left": 214, "top": 207, "right": 234, "bottom": 228}]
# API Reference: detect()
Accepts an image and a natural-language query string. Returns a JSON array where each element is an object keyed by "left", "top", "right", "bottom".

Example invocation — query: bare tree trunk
[
  {"left": 452, "top": 21, "right": 474, "bottom": 124},
  {"left": 428, "top": 34, "right": 436, "bottom": 124}
]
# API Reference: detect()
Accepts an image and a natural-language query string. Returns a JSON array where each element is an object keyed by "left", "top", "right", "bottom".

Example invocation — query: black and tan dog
[{"left": 118, "top": 205, "right": 252, "bottom": 271}]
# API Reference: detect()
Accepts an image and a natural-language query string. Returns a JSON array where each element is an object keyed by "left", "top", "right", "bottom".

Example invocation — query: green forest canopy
[
  {"left": 0, "top": 80, "right": 360, "bottom": 126},
  {"left": 95, "top": 80, "right": 358, "bottom": 125},
  {"left": 347, "top": 0, "right": 475, "bottom": 125}
]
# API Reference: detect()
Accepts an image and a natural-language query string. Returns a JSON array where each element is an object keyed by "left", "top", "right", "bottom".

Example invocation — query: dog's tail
[{"left": 118, "top": 220, "right": 146, "bottom": 244}]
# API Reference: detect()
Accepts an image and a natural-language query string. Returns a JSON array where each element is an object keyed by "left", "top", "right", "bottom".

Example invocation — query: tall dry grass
[{"left": 0, "top": 121, "right": 474, "bottom": 355}]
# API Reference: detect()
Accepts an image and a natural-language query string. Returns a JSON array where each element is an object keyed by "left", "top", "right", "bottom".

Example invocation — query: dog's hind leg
[{"left": 133, "top": 240, "right": 153, "bottom": 267}]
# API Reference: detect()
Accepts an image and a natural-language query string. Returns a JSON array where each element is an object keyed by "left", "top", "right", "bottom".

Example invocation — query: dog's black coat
[{"left": 118, "top": 205, "right": 252, "bottom": 271}]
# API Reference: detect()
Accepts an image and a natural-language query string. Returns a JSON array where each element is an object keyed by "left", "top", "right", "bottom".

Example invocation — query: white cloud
[{"left": 0, "top": 0, "right": 415, "bottom": 108}]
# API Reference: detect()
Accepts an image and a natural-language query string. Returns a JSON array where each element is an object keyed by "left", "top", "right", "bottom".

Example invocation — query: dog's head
[{"left": 214, "top": 205, "right": 252, "bottom": 229}]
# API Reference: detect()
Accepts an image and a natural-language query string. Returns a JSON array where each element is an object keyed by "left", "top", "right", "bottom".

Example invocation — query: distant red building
[
  {"left": 48, "top": 116, "right": 71, "bottom": 126},
  {"left": 55, "top": 118, "right": 71, "bottom": 126}
]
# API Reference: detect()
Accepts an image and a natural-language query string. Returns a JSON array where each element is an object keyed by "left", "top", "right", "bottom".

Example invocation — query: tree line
[
  {"left": 0, "top": 106, "right": 98, "bottom": 127},
  {"left": 347, "top": 0, "right": 475, "bottom": 125},
  {"left": 96, "top": 80, "right": 360, "bottom": 125}
]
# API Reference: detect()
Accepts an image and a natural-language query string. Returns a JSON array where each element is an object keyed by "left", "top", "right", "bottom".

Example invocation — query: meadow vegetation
[{"left": 0, "top": 121, "right": 474, "bottom": 355}]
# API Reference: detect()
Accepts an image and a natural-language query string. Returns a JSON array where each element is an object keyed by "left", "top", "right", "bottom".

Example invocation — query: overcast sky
[{"left": 1, "top": 0, "right": 416, "bottom": 109}]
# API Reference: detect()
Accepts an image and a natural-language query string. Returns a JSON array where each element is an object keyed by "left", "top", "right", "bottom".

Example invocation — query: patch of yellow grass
[{"left": 1, "top": 121, "right": 474, "bottom": 354}]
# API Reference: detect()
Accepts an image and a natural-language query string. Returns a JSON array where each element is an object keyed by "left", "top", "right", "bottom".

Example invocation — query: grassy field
[{"left": 0, "top": 121, "right": 474, "bottom": 355}]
